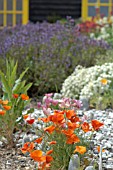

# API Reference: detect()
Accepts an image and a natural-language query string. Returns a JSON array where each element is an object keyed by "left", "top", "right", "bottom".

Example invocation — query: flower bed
[{"left": 0, "top": 21, "right": 110, "bottom": 97}]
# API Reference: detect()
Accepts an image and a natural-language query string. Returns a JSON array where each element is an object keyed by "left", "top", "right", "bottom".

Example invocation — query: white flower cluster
[
  {"left": 90, "top": 16, "right": 113, "bottom": 41},
  {"left": 61, "top": 63, "right": 113, "bottom": 100}
]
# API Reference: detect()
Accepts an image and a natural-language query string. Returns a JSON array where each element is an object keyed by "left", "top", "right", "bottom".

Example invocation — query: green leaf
[
  {"left": 19, "top": 67, "right": 29, "bottom": 80},
  {"left": 0, "top": 71, "right": 11, "bottom": 95},
  {"left": 6, "top": 59, "right": 11, "bottom": 82},
  {"left": 12, "top": 82, "right": 22, "bottom": 93},
  {"left": 22, "top": 83, "right": 32, "bottom": 93},
  {"left": 9, "top": 62, "right": 18, "bottom": 88},
  {"left": 27, "top": 108, "right": 35, "bottom": 114}
]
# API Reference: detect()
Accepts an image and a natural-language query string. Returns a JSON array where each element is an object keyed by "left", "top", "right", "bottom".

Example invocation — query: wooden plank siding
[{"left": 29, "top": 0, "right": 81, "bottom": 22}]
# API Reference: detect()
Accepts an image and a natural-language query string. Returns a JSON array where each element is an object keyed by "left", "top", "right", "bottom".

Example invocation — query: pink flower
[
  {"left": 42, "top": 106, "right": 51, "bottom": 115},
  {"left": 51, "top": 100, "right": 58, "bottom": 106},
  {"left": 45, "top": 93, "right": 53, "bottom": 97},
  {"left": 43, "top": 97, "right": 52, "bottom": 107},
  {"left": 37, "top": 102, "right": 42, "bottom": 109}
]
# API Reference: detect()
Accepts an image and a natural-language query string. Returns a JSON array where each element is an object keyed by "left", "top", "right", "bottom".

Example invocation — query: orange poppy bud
[
  {"left": 49, "top": 141, "right": 57, "bottom": 145},
  {"left": 34, "top": 137, "right": 43, "bottom": 144},
  {"left": 21, "top": 94, "right": 29, "bottom": 100},
  {"left": 46, "top": 150, "right": 53, "bottom": 155},
  {"left": 0, "top": 110, "right": 6, "bottom": 116},
  {"left": 23, "top": 114, "right": 29, "bottom": 119},
  {"left": 2, "top": 100, "right": 8, "bottom": 105},
  {"left": 3, "top": 105, "right": 11, "bottom": 110},
  {"left": 13, "top": 94, "right": 19, "bottom": 99},
  {"left": 0, "top": 99, "right": 3, "bottom": 104}
]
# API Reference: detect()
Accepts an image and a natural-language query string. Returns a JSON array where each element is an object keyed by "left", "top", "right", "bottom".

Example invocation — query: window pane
[
  {"left": 7, "top": 0, "right": 13, "bottom": 10},
  {"left": 88, "top": 6, "right": 96, "bottom": 16},
  {"left": 16, "top": 14, "right": 22, "bottom": 24},
  {"left": 7, "top": 14, "right": 13, "bottom": 26},
  {"left": 0, "top": 14, "right": 3, "bottom": 26},
  {"left": 16, "top": 0, "right": 22, "bottom": 10},
  {"left": 100, "top": 0, "right": 109, "bottom": 2},
  {"left": 0, "top": 0, "right": 3, "bottom": 10},
  {"left": 88, "top": 0, "right": 97, "bottom": 2},
  {"left": 100, "top": 6, "right": 109, "bottom": 16}
]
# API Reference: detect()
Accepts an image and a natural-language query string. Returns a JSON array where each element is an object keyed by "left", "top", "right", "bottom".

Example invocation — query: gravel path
[{"left": 0, "top": 148, "right": 36, "bottom": 170}]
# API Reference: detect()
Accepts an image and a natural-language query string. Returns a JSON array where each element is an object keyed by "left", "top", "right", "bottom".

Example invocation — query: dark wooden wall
[{"left": 29, "top": 0, "right": 81, "bottom": 22}]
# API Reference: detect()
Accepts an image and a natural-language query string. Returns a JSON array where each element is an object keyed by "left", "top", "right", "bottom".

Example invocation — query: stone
[
  {"left": 95, "top": 133, "right": 104, "bottom": 141},
  {"left": 80, "top": 97, "right": 89, "bottom": 111},
  {"left": 85, "top": 166, "right": 95, "bottom": 170},
  {"left": 22, "top": 134, "right": 30, "bottom": 146},
  {"left": 68, "top": 154, "right": 80, "bottom": 170}
]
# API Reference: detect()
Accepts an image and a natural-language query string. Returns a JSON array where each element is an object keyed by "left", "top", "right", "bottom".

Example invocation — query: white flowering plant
[
  {"left": 61, "top": 63, "right": 113, "bottom": 109},
  {"left": 90, "top": 16, "right": 113, "bottom": 46}
]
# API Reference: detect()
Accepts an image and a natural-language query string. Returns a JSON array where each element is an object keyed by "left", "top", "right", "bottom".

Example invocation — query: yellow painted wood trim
[
  {"left": 88, "top": 3, "right": 111, "bottom": 6},
  {"left": 82, "top": 0, "right": 88, "bottom": 21},
  {"left": 13, "top": 0, "right": 16, "bottom": 26},
  {"left": 0, "top": 11, "right": 23, "bottom": 14},
  {"left": 82, "top": 0, "right": 113, "bottom": 21},
  {"left": 3, "top": 0, "right": 7, "bottom": 26},
  {"left": 109, "top": 0, "right": 112, "bottom": 16},
  {"left": 23, "top": 0, "right": 29, "bottom": 24}
]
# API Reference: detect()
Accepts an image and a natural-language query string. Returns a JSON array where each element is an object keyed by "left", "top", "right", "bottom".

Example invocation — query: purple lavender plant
[{"left": 0, "top": 21, "right": 110, "bottom": 97}]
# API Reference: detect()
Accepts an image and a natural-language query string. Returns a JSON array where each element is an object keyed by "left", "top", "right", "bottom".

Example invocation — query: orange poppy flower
[
  {"left": 21, "top": 142, "right": 35, "bottom": 154},
  {"left": 40, "top": 117, "right": 50, "bottom": 123},
  {"left": 74, "top": 146, "right": 86, "bottom": 154},
  {"left": 66, "top": 110, "right": 75, "bottom": 119},
  {"left": 44, "top": 125, "right": 55, "bottom": 134},
  {"left": 46, "top": 150, "right": 53, "bottom": 155},
  {"left": 68, "top": 121, "right": 80, "bottom": 130},
  {"left": 97, "top": 146, "right": 105, "bottom": 153},
  {"left": 34, "top": 137, "right": 43, "bottom": 144},
  {"left": 49, "top": 141, "right": 57, "bottom": 145},
  {"left": 21, "top": 94, "right": 29, "bottom": 100},
  {"left": 13, "top": 94, "right": 19, "bottom": 99},
  {"left": 3, "top": 105, "right": 11, "bottom": 110},
  {"left": 38, "top": 162, "right": 51, "bottom": 170},
  {"left": 91, "top": 120, "right": 104, "bottom": 131},
  {"left": 49, "top": 113, "right": 65, "bottom": 124},
  {"left": 46, "top": 155, "right": 53, "bottom": 163},
  {"left": 62, "top": 129, "right": 74, "bottom": 136},
  {"left": 0, "top": 110, "right": 6, "bottom": 116},
  {"left": 30, "top": 150, "right": 43, "bottom": 162},
  {"left": 81, "top": 122, "right": 91, "bottom": 133},
  {"left": 101, "top": 78, "right": 107, "bottom": 85},
  {"left": 70, "top": 115, "right": 81, "bottom": 123},
  {"left": 66, "top": 134, "right": 80, "bottom": 144},
  {"left": 2, "top": 100, "right": 8, "bottom": 105},
  {"left": 23, "top": 114, "right": 29, "bottom": 119}
]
